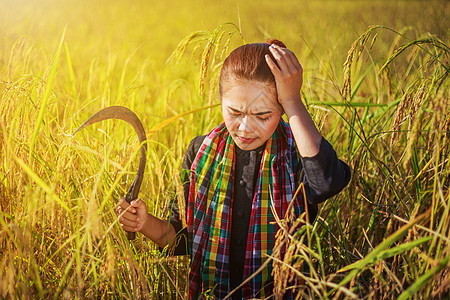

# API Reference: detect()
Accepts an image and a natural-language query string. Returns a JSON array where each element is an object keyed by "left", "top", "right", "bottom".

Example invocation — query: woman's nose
[{"left": 238, "top": 115, "right": 254, "bottom": 132}]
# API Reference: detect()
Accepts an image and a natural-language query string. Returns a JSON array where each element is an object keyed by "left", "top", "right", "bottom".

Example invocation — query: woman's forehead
[
  {"left": 222, "top": 80, "right": 279, "bottom": 110},
  {"left": 224, "top": 98, "right": 280, "bottom": 114}
]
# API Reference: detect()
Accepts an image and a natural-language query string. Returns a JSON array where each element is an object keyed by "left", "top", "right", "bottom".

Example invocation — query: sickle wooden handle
[{"left": 73, "top": 106, "right": 147, "bottom": 240}]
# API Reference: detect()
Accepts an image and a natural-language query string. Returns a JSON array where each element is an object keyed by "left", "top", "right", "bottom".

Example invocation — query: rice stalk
[
  {"left": 342, "top": 25, "right": 382, "bottom": 102},
  {"left": 379, "top": 36, "right": 450, "bottom": 74},
  {"left": 29, "top": 28, "right": 66, "bottom": 163}
]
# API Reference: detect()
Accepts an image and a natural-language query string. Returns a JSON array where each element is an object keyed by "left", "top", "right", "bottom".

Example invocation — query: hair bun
[{"left": 266, "top": 39, "right": 287, "bottom": 48}]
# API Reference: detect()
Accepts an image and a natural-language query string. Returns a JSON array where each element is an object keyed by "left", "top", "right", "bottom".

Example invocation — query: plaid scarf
[{"left": 187, "top": 120, "right": 303, "bottom": 299}]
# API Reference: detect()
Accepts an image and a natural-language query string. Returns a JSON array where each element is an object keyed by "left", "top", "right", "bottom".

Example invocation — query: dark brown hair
[{"left": 218, "top": 39, "right": 286, "bottom": 98}]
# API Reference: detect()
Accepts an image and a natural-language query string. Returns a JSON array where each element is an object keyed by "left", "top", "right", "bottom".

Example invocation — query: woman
[{"left": 115, "top": 40, "right": 351, "bottom": 299}]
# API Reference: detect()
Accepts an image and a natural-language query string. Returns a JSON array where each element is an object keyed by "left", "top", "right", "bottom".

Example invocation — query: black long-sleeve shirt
[{"left": 168, "top": 135, "right": 351, "bottom": 298}]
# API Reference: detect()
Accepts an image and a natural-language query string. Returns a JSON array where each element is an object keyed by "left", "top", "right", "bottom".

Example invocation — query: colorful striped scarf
[{"left": 187, "top": 120, "right": 303, "bottom": 299}]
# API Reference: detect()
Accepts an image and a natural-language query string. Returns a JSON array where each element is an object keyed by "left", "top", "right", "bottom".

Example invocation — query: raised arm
[
  {"left": 265, "top": 43, "right": 351, "bottom": 213},
  {"left": 265, "top": 43, "right": 322, "bottom": 157}
]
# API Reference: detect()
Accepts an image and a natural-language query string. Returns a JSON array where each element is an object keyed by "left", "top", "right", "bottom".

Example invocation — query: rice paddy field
[{"left": 0, "top": 0, "right": 449, "bottom": 298}]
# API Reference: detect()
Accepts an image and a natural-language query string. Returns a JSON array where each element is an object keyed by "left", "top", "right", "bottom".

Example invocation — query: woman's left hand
[
  {"left": 265, "top": 43, "right": 303, "bottom": 110},
  {"left": 266, "top": 43, "right": 322, "bottom": 157}
]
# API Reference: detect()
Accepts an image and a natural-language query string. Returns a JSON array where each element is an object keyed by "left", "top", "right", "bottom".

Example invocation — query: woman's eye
[{"left": 258, "top": 116, "right": 270, "bottom": 122}]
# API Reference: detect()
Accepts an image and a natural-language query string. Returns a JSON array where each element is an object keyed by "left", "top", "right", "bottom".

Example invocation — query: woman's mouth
[{"left": 238, "top": 136, "right": 256, "bottom": 144}]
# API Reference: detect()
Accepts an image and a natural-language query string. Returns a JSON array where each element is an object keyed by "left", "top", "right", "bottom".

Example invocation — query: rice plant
[{"left": 0, "top": 0, "right": 448, "bottom": 299}]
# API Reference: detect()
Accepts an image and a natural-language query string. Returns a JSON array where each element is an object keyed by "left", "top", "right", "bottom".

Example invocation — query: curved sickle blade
[{"left": 73, "top": 106, "right": 147, "bottom": 240}]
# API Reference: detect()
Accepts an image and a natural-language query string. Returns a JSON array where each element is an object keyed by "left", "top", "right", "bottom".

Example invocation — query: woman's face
[{"left": 221, "top": 80, "right": 283, "bottom": 150}]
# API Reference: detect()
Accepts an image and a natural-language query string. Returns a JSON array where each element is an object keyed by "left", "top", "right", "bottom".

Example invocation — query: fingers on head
[
  {"left": 287, "top": 53, "right": 302, "bottom": 71},
  {"left": 269, "top": 46, "right": 294, "bottom": 72},
  {"left": 265, "top": 54, "right": 281, "bottom": 76},
  {"left": 269, "top": 44, "right": 301, "bottom": 72},
  {"left": 269, "top": 44, "right": 285, "bottom": 62}
]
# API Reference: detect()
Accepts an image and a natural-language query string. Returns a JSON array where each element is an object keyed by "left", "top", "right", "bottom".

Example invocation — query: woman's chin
[{"left": 233, "top": 137, "right": 263, "bottom": 150}]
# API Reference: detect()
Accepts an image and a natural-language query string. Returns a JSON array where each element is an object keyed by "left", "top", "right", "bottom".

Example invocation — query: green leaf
[
  {"left": 338, "top": 236, "right": 433, "bottom": 272},
  {"left": 330, "top": 209, "right": 430, "bottom": 296},
  {"left": 309, "top": 101, "right": 388, "bottom": 107},
  {"left": 397, "top": 256, "right": 449, "bottom": 300},
  {"left": 29, "top": 27, "right": 66, "bottom": 162},
  {"left": 12, "top": 155, "right": 71, "bottom": 213}
]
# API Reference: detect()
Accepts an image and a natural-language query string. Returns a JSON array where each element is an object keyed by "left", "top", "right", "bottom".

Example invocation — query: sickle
[{"left": 73, "top": 106, "right": 147, "bottom": 240}]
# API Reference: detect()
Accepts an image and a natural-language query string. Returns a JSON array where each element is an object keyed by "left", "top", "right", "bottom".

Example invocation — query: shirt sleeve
[{"left": 300, "top": 137, "right": 351, "bottom": 220}]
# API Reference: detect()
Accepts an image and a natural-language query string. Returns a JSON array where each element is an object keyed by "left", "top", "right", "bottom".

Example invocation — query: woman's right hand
[
  {"left": 115, "top": 197, "right": 149, "bottom": 232},
  {"left": 115, "top": 197, "right": 177, "bottom": 248}
]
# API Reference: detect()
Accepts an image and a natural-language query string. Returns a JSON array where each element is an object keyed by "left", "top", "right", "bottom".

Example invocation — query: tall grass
[{"left": 1, "top": 0, "right": 449, "bottom": 299}]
